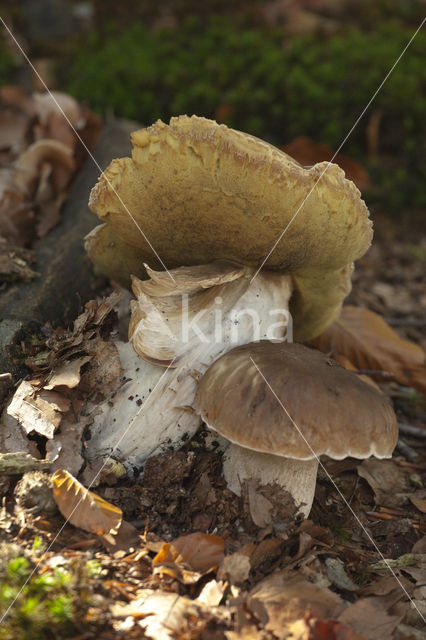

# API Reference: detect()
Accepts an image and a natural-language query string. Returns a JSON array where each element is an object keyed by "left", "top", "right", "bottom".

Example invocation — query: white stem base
[
  {"left": 85, "top": 341, "right": 202, "bottom": 470},
  {"left": 85, "top": 263, "right": 293, "bottom": 472},
  {"left": 223, "top": 443, "right": 318, "bottom": 519}
]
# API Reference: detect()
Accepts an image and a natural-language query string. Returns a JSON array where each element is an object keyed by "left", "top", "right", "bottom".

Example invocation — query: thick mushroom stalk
[
  {"left": 85, "top": 261, "right": 292, "bottom": 469},
  {"left": 223, "top": 444, "right": 318, "bottom": 519}
]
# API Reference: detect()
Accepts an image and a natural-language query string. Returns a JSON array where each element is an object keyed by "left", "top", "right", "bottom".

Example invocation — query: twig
[
  {"left": 398, "top": 423, "right": 426, "bottom": 439},
  {"left": 353, "top": 369, "right": 393, "bottom": 377},
  {"left": 0, "top": 452, "right": 51, "bottom": 474},
  {"left": 396, "top": 439, "right": 419, "bottom": 461}
]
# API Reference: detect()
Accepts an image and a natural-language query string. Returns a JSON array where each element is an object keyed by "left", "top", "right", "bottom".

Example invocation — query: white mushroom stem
[
  {"left": 85, "top": 261, "right": 292, "bottom": 469},
  {"left": 223, "top": 443, "right": 319, "bottom": 519}
]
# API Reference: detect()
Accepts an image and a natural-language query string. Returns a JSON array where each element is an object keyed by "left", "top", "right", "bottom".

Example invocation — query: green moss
[
  {"left": 0, "top": 555, "right": 100, "bottom": 640},
  {"left": 62, "top": 18, "right": 425, "bottom": 210},
  {"left": 0, "top": 39, "right": 17, "bottom": 85}
]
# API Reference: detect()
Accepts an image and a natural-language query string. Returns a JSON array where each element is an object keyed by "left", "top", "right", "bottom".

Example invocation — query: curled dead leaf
[
  {"left": 153, "top": 532, "right": 225, "bottom": 573},
  {"left": 52, "top": 468, "right": 122, "bottom": 535}
]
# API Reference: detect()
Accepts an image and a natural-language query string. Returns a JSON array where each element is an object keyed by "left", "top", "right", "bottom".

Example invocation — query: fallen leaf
[
  {"left": 331, "top": 353, "right": 380, "bottom": 390},
  {"left": 338, "top": 597, "right": 402, "bottom": 640},
  {"left": 249, "top": 538, "right": 285, "bottom": 569},
  {"left": 287, "top": 616, "right": 369, "bottom": 640},
  {"left": 218, "top": 552, "right": 251, "bottom": 585},
  {"left": 410, "top": 495, "right": 426, "bottom": 514},
  {"left": 246, "top": 571, "right": 345, "bottom": 635},
  {"left": 52, "top": 468, "right": 122, "bottom": 535},
  {"left": 283, "top": 136, "right": 370, "bottom": 191},
  {"left": 46, "top": 416, "right": 91, "bottom": 476},
  {"left": 44, "top": 355, "right": 91, "bottom": 389},
  {"left": 358, "top": 459, "right": 409, "bottom": 507},
  {"left": 100, "top": 519, "right": 140, "bottom": 553},
  {"left": 412, "top": 537, "right": 426, "bottom": 554},
  {"left": 196, "top": 579, "right": 225, "bottom": 606},
  {"left": 311, "top": 305, "right": 426, "bottom": 392},
  {"left": 112, "top": 588, "right": 231, "bottom": 640},
  {"left": 7, "top": 381, "right": 65, "bottom": 439},
  {"left": 153, "top": 532, "right": 225, "bottom": 572},
  {"left": 0, "top": 409, "right": 41, "bottom": 458}
]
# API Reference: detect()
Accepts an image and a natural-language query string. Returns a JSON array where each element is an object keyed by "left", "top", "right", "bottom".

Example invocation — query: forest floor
[{"left": 0, "top": 94, "right": 425, "bottom": 640}]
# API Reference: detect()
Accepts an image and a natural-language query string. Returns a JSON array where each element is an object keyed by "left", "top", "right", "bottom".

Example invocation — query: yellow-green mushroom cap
[{"left": 86, "top": 115, "right": 372, "bottom": 340}]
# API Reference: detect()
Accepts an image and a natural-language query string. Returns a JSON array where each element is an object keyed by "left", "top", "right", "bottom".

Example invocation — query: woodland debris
[
  {"left": 0, "top": 452, "right": 50, "bottom": 475},
  {"left": 312, "top": 305, "right": 426, "bottom": 393}
]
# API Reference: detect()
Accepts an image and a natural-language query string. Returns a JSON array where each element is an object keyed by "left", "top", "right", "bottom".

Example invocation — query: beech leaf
[
  {"left": 52, "top": 468, "right": 122, "bottom": 535},
  {"left": 153, "top": 532, "right": 225, "bottom": 572},
  {"left": 311, "top": 305, "right": 426, "bottom": 392}
]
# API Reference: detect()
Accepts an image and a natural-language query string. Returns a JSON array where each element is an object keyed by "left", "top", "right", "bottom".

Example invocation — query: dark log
[{"left": 0, "top": 119, "right": 138, "bottom": 375}]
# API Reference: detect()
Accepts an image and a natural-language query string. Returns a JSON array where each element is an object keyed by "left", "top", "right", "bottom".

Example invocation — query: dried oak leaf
[
  {"left": 52, "top": 468, "right": 122, "bottom": 535},
  {"left": 311, "top": 305, "right": 426, "bottom": 392},
  {"left": 153, "top": 532, "right": 225, "bottom": 573}
]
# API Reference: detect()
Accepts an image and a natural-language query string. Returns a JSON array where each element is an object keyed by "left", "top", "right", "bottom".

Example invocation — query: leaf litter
[{"left": 0, "top": 161, "right": 425, "bottom": 637}]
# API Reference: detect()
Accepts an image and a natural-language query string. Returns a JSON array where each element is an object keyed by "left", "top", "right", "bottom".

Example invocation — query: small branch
[
  {"left": 396, "top": 439, "right": 419, "bottom": 461},
  {"left": 353, "top": 369, "right": 393, "bottom": 378},
  {"left": 0, "top": 452, "right": 51, "bottom": 475},
  {"left": 398, "top": 423, "right": 426, "bottom": 439}
]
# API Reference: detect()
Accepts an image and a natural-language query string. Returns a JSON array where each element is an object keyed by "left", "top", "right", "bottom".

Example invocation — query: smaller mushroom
[{"left": 194, "top": 341, "right": 398, "bottom": 519}]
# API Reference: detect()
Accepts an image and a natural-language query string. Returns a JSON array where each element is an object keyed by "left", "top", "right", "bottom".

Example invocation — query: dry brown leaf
[
  {"left": 246, "top": 572, "right": 345, "bottom": 634},
  {"left": 286, "top": 616, "right": 369, "bottom": 640},
  {"left": 153, "top": 532, "right": 225, "bottom": 573},
  {"left": 52, "top": 468, "right": 122, "bottom": 535},
  {"left": 0, "top": 409, "right": 41, "bottom": 458},
  {"left": 111, "top": 589, "right": 228, "bottom": 640},
  {"left": 410, "top": 495, "right": 426, "bottom": 514},
  {"left": 282, "top": 136, "right": 370, "bottom": 191},
  {"left": 100, "top": 519, "right": 140, "bottom": 553},
  {"left": 338, "top": 597, "right": 402, "bottom": 640},
  {"left": 44, "top": 355, "right": 91, "bottom": 390},
  {"left": 46, "top": 416, "right": 91, "bottom": 476},
  {"left": 196, "top": 579, "right": 225, "bottom": 606},
  {"left": 218, "top": 552, "right": 251, "bottom": 585},
  {"left": 311, "top": 305, "right": 426, "bottom": 392},
  {"left": 7, "top": 381, "right": 66, "bottom": 439},
  {"left": 357, "top": 459, "right": 409, "bottom": 508},
  {"left": 331, "top": 353, "right": 381, "bottom": 390}
]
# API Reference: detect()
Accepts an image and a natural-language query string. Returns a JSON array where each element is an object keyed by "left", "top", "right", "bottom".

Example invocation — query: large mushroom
[
  {"left": 84, "top": 116, "right": 372, "bottom": 469},
  {"left": 194, "top": 341, "right": 398, "bottom": 519},
  {"left": 86, "top": 115, "right": 371, "bottom": 342}
]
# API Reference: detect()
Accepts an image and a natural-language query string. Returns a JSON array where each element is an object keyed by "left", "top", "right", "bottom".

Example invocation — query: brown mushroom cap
[
  {"left": 87, "top": 116, "right": 372, "bottom": 340},
  {"left": 194, "top": 341, "right": 398, "bottom": 460}
]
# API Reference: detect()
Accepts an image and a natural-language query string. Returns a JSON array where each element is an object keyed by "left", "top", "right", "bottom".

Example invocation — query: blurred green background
[{"left": 1, "top": 0, "right": 425, "bottom": 221}]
